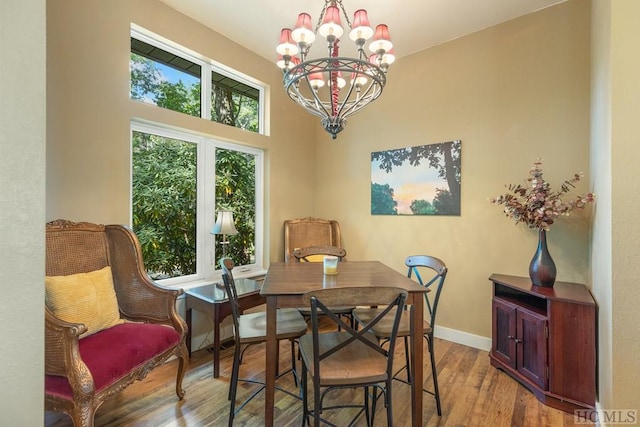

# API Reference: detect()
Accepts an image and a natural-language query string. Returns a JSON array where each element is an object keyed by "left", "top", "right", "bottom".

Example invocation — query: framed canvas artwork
[{"left": 371, "top": 140, "right": 461, "bottom": 215}]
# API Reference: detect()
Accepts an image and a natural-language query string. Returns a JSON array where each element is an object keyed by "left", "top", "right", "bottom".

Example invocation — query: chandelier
[{"left": 276, "top": 0, "right": 395, "bottom": 139}]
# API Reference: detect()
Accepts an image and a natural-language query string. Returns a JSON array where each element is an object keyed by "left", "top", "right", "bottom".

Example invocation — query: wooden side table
[
  {"left": 489, "top": 274, "right": 596, "bottom": 413},
  {"left": 185, "top": 278, "right": 265, "bottom": 378}
]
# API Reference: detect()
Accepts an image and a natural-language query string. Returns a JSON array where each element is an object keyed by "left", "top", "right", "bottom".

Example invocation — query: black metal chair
[
  {"left": 299, "top": 286, "right": 407, "bottom": 427},
  {"left": 220, "top": 258, "right": 308, "bottom": 426},
  {"left": 352, "top": 255, "right": 448, "bottom": 415}
]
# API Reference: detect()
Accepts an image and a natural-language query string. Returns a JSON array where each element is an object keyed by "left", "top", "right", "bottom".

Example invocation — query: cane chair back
[
  {"left": 284, "top": 217, "right": 342, "bottom": 262},
  {"left": 44, "top": 220, "right": 187, "bottom": 427}
]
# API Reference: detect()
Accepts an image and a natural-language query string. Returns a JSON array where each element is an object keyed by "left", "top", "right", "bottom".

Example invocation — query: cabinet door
[
  {"left": 492, "top": 298, "right": 517, "bottom": 368},
  {"left": 516, "top": 309, "right": 548, "bottom": 389}
]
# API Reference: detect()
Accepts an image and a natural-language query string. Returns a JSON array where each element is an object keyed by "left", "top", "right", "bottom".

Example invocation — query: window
[
  {"left": 132, "top": 130, "right": 198, "bottom": 279},
  {"left": 130, "top": 28, "right": 264, "bottom": 134},
  {"left": 129, "top": 26, "right": 266, "bottom": 285},
  {"left": 130, "top": 37, "right": 201, "bottom": 117},
  {"left": 131, "top": 123, "right": 263, "bottom": 284}
]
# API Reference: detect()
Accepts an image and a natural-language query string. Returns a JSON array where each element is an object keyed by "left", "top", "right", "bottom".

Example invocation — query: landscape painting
[{"left": 371, "top": 140, "right": 461, "bottom": 216}]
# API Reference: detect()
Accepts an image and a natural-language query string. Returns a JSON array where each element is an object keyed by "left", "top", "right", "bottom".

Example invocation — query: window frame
[
  {"left": 131, "top": 25, "right": 266, "bottom": 135},
  {"left": 130, "top": 121, "right": 265, "bottom": 287}
]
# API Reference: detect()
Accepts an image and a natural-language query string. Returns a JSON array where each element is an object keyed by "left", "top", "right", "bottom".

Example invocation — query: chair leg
[
  {"left": 403, "top": 336, "right": 412, "bottom": 383},
  {"left": 363, "top": 387, "right": 370, "bottom": 427},
  {"left": 369, "top": 387, "right": 377, "bottom": 426},
  {"left": 428, "top": 335, "right": 442, "bottom": 416},
  {"left": 386, "top": 379, "right": 394, "bottom": 427},
  {"left": 72, "top": 402, "right": 96, "bottom": 427},
  {"left": 313, "top": 376, "right": 321, "bottom": 427},
  {"left": 290, "top": 339, "right": 298, "bottom": 388},
  {"left": 228, "top": 345, "right": 241, "bottom": 426},
  {"left": 175, "top": 344, "right": 188, "bottom": 399},
  {"left": 301, "top": 362, "right": 309, "bottom": 427}
]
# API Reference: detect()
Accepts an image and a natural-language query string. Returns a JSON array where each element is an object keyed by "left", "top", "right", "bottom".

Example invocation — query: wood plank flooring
[{"left": 45, "top": 328, "right": 580, "bottom": 426}]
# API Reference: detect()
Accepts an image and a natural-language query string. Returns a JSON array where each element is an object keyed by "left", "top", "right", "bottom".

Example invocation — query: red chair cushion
[{"left": 45, "top": 322, "right": 180, "bottom": 399}]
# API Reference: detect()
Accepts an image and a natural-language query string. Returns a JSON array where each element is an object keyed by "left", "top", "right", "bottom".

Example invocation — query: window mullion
[
  {"left": 201, "top": 140, "right": 217, "bottom": 279},
  {"left": 201, "top": 63, "right": 212, "bottom": 120}
]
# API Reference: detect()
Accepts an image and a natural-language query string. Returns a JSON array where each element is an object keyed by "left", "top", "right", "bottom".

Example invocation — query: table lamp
[{"left": 211, "top": 210, "right": 238, "bottom": 258}]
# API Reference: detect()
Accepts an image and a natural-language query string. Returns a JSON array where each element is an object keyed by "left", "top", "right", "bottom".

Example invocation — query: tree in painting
[
  {"left": 371, "top": 183, "right": 398, "bottom": 214},
  {"left": 371, "top": 140, "right": 461, "bottom": 215}
]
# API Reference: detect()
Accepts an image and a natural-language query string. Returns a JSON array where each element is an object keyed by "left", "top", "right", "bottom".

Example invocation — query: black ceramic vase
[{"left": 529, "top": 228, "right": 556, "bottom": 287}]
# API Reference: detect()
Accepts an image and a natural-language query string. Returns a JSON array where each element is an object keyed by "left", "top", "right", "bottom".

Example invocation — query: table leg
[
  {"left": 186, "top": 307, "right": 192, "bottom": 357},
  {"left": 213, "top": 305, "right": 221, "bottom": 378},
  {"left": 264, "top": 296, "right": 277, "bottom": 427},
  {"left": 410, "top": 296, "right": 424, "bottom": 427}
]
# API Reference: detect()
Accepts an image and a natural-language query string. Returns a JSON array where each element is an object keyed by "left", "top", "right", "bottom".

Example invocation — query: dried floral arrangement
[{"left": 490, "top": 159, "right": 595, "bottom": 230}]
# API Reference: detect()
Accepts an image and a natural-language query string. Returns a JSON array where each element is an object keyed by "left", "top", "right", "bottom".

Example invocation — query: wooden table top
[{"left": 261, "top": 261, "right": 427, "bottom": 298}]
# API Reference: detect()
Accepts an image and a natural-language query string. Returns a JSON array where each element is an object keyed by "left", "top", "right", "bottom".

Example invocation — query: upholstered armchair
[
  {"left": 283, "top": 217, "right": 342, "bottom": 262},
  {"left": 44, "top": 220, "right": 188, "bottom": 427}
]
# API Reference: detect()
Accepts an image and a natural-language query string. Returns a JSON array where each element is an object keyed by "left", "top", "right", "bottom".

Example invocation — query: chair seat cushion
[
  {"left": 238, "top": 308, "right": 308, "bottom": 342},
  {"left": 45, "top": 322, "right": 180, "bottom": 399},
  {"left": 353, "top": 308, "right": 432, "bottom": 338}
]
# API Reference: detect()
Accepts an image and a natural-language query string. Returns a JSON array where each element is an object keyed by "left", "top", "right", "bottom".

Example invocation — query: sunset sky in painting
[{"left": 371, "top": 152, "right": 450, "bottom": 215}]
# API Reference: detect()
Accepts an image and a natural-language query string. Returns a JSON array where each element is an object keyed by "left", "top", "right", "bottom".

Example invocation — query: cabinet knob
[
  {"left": 507, "top": 335, "right": 515, "bottom": 340},
  {"left": 514, "top": 338, "right": 522, "bottom": 344}
]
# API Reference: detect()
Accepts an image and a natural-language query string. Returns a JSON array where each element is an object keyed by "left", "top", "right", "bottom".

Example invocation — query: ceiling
[{"left": 158, "top": 0, "right": 566, "bottom": 61}]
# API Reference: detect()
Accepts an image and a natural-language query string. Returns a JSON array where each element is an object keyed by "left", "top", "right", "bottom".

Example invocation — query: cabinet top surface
[{"left": 489, "top": 274, "right": 595, "bottom": 306}]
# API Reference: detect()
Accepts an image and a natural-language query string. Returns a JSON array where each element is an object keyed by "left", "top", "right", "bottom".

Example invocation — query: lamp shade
[
  {"left": 369, "top": 24, "right": 393, "bottom": 53},
  {"left": 292, "top": 13, "right": 316, "bottom": 45},
  {"left": 318, "top": 5, "right": 344, "bottom": 40},
  {"left": 276, "top": 28, "right": 299, "bottom": 56},
  {"left": 211, "top": 211, "right": 238, "bottom": 235},
  {"left": 349, "top": 9, "right": 373, "bottom": 42}
]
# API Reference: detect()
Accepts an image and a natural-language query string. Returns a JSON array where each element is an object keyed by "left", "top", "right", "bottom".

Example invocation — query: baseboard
[{"left": 434, "top": 325, "right": 492, "bottom": 352}]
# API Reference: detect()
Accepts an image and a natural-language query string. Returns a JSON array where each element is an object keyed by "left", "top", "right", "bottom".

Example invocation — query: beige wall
[
  {"left": 0, "top": 0, "right": 46, "bottom": 423},
  {"left": 46, "top": 0, "right": 317, "bottom": 264},
  {"left": 314, "top": 0, "right": 592, "bottom": 340},
  {"left": 591, "top": 0, "right": 640, "bottom": 413}
]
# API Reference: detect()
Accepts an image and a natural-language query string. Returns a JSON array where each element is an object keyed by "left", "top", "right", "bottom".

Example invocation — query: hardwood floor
[{"left": 45, "top": 329, "right": 581, "bottom": 426}]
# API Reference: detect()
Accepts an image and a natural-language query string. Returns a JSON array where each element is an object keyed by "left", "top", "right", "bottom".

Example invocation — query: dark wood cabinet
[{"left": 489, "top": 274, "right": 596, "bottom": 413}]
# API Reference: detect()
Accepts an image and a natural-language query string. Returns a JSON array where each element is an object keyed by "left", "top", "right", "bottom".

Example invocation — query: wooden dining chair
[
  {"left": 352, "top": 255, "right": 448, "bottom": 416},
  {"left": 292, "top": 245, "right": 347, "bottom": 262},
  {"left": 298, "top": 286, "right": 407, "bottom": 427},
  {"left": 220, "top": 258, "right": 308, "bottom": 426},
  {"left": 284, "top": 217, "right": 342, "bottom": 263},
  {"left": 292, "top": 246, "right": 354, "bottom": 329}
]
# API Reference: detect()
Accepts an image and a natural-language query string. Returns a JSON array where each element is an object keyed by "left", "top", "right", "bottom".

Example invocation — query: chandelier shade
[{"left": 276, "top": 0, "right": 394, "bottom": 139}]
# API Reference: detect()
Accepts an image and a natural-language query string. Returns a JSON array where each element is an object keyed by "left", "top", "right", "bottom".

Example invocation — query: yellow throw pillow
[{"left": 45, "top": 266, "right": 124, "bottom": 337}]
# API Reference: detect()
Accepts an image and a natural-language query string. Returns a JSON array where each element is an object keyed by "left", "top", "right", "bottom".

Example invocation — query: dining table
[{"left": 260, "top": 260, "right": 428, "bottom": 426}]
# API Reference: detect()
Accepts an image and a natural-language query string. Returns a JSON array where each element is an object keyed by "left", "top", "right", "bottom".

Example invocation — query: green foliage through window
[
  {"left": 132, "top": 131, "right": 197, "bottom": 279},
  {"left": 130, "top": 36, "right": 260, "bottom": 132},
  {"left": 215, "top": 148, "right": 256, "bottom": 266}
]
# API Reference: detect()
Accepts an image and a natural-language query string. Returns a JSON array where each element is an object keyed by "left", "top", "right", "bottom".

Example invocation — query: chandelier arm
[
  {"left": 339, "top": 78, "right": 383, "bottom": 118},
  {"left": 306, "top": 81, "right": 332, "bottom": 118}
]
